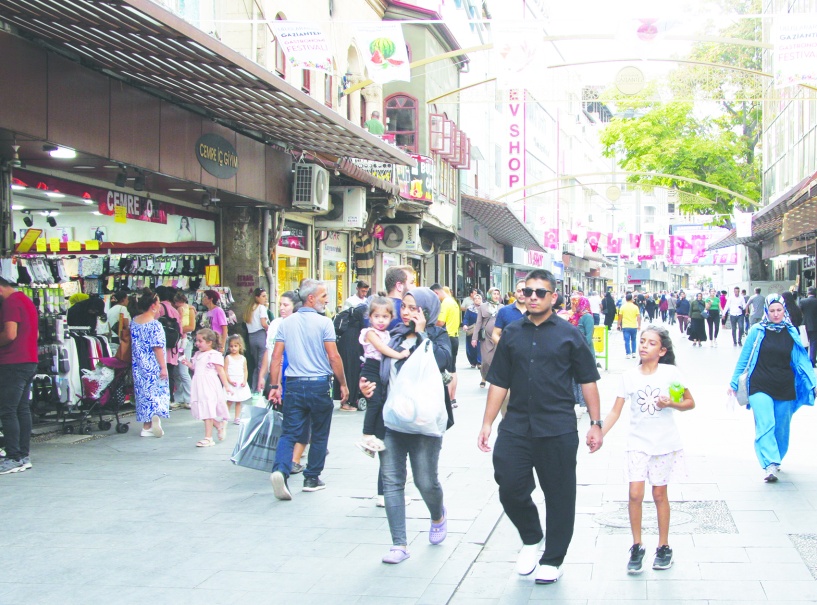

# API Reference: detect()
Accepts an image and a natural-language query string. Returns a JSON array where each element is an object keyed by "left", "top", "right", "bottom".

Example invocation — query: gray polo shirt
[
  {"left": 276, "top": 307, "right": 335, "bottom": 378},
  {"left": 747, "top": 294, "right": 765, "bottom": 321}
]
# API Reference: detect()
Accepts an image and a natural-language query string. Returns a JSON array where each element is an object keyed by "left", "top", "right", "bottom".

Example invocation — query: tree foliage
[{"left": 599, "top": 0, "right": 762, "bottom": 219}]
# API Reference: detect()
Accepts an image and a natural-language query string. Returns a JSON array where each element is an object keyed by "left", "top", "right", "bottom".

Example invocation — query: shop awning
[
  {"left": 708, "top": 173, "right": 817, "bottom": 250},
  {"left": 0, "top": 0, "right": 414, "bottom": 167},
  {"left": 461, "top": 194, "right": 544, "bottom": 252}
]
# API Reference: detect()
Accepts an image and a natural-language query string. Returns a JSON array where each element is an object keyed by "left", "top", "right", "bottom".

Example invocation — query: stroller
[{"left": 72, "top": 357, "right": 132, "bottom": 434}]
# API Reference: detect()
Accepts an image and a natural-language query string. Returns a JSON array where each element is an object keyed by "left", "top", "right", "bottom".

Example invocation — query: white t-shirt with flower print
[{"left": 616, "top": 364, "right": 685, "bottom": 455}]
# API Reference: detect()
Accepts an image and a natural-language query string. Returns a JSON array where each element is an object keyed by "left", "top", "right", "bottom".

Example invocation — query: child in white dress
[
  {"left": 601, "top": 325, "right": 695, "bottom": 574},
  {"left": 225, "top": 334, "right": 252, "bottom": 424}
]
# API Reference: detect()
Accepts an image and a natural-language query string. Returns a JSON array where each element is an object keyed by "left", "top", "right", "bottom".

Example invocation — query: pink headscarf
[{"left": 569, "top": 296, "right": 591, "bottom": 327}]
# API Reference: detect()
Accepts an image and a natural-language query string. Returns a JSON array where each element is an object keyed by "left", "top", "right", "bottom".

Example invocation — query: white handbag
[{"left": 383, "top": 339, "right": 448, "bottom": 437}]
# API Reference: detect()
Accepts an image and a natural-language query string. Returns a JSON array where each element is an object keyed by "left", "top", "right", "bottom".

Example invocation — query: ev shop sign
[{"left": 100, "top": 191, "right": 167, "bottom": 224}]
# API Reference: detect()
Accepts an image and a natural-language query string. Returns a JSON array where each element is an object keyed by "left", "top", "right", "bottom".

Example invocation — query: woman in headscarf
[
  {"left": 472, "top": 287, "right": 502, "bottom": 388},
  {"left": 688, "top": 292, "right": 708, "bottom": 347},
  {"left": 359, "top": 287, "right": 453, "bottom": 565},
  {"left": 602, "top": 290, "right": 617, "bottom": 330},
  {"left": 568, "top": 295, "right": 595, "bottom": 418},
  {"left": 727, "top": 294, "right": 816, "bottom": 483},
  {"left": 462, "top": 291, "right": 483, "bottom": 368}
]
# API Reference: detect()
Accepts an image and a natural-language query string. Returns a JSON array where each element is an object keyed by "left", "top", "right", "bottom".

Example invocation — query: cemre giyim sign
[{"left": 196, "top": 133, "right": 239, "bottom": 179}]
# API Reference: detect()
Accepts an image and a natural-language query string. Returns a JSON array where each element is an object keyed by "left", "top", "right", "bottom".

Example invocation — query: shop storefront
[
  {"left": 320, "top": 231, "right": 349, "bottom": 314},
  {"left": 276, "top": 219, "right": 311, "bottom": 297}
]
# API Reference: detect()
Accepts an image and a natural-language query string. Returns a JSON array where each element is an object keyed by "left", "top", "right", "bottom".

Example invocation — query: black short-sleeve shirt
[{"left": 486, "top": 314, "right": 601, "bottom": 438}]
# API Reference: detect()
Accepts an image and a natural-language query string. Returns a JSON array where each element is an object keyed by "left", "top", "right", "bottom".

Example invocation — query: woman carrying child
[{"left": 600, "top": 325, "right": 695, "bottom": 574}]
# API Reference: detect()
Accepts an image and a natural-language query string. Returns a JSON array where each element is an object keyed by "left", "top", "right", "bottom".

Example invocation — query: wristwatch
[
  {"left": 269, "top": 384, "right": 279, "bottom": 390},
  {"left": 590, "top": 420, "right": 603, "bottom": 428}
]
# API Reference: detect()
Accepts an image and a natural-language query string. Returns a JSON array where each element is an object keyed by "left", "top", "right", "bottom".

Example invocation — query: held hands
[{"left": 586, "top": 425, "right": 603, "bottom": 453}]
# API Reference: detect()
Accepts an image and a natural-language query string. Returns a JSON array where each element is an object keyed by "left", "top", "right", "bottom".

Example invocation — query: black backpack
[{"left": 158, "top": 302, "right": 181, "bottom": 350}]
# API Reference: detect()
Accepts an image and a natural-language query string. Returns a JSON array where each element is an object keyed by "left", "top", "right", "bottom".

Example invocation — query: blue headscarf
[{"left": 761, "top": 293, "right": 793, "bottom": 333}]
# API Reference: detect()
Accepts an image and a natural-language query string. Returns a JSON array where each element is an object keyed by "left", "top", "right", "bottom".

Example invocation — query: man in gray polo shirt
[{"left": 268, "top": 279, "right": 349, "bottom": 500}]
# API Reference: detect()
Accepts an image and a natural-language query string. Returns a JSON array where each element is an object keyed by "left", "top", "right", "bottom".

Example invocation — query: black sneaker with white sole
[
  {"left": 627, "top": 543, "right": 646, "bottom": 574},
  {"left": 652, "top": 545, "right": 673, "bottom": 570},
  {"left": 302, "top": 477, "right": 326, "bottom": 492}
]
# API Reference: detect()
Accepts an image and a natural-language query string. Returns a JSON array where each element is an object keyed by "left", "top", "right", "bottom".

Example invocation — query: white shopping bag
[{"left": 383, "top": 339, "right": 447, "bottom": 437}]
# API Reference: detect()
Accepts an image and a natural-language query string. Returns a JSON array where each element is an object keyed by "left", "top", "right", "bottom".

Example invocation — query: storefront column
[
  {"left": 361, "top": 83, "right": 383, "bottom": 121},
  {"left": 221, "top": 206, "right": 264, "bottom": 311},
  {"left": 0, "top": 166, "right": 12, "bottom": 256}
]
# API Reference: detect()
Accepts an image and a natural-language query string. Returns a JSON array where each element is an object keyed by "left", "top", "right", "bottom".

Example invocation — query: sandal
[
  {"left": 479, "top": 381, "right": 486, "bottom": 388},
  {"left": 196, "top": 438, "right": 215, "bottom": 447},
  {"left": 451, "top": 399, "right": 458, "bottom": 408},
  {"left": 339, "top": 404, "right": 357, "bottom": 412},
  {"left": 217, "top": 422, "right": 227, "bottom": 442}
]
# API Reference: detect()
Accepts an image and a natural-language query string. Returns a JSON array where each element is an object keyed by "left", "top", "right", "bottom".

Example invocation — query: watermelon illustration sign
[{"left": 356, "top": 23, "right": 411, "bottom": 84}]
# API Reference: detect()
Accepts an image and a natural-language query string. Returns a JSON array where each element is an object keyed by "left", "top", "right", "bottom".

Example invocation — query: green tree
[{"left": 599, "top": 0, "right": 761, "bottom": 218}]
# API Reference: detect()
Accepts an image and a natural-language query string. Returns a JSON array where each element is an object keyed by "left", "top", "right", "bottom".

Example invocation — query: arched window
[
  {"left": 385, "top": 94, "right": 418, "bottom": 153},
  {"left": 273, "top": 13, "right": 286, "bottom": 77}
]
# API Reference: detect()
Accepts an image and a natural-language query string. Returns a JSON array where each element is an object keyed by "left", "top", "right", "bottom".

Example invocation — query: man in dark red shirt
[{"left": 0, "top": 276, "right": 40, "bottom": 474}]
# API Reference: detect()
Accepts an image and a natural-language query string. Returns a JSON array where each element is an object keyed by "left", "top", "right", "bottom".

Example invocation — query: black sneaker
[
  {"left": 653, "top": 545, "right": 673, "bottom": 570},
  {"left": 303, "top": 477, "right": 326, "bottom": 492},
  {"left": 627, "top": 543, "right": 646, "bottom": 574}
]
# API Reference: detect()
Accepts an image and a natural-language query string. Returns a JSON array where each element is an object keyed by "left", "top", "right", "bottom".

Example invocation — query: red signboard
[{"left": 99, "top": 191, "right": 167, "bottom": 224}]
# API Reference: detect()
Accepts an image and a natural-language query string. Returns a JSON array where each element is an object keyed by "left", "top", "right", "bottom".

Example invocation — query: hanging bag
[
  {"left": 383, "top": 339, "right": 447, "bottom": 437},
  {"left": 230, "top": 404, "right": 284, "bottom": 472},
  {"left": 736, "top": 334, "right": 762, "bottom": 406},
  {"left": 115, "top": 313, "right": 132, "bottom": 364}
]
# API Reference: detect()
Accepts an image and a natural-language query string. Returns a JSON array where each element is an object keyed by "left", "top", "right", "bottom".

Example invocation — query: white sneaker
[
  {"left": 574, "top": 405, "right": 585, "bottom": 419},
  {"left": 140, "top": 429, "right": 155, "bottom": 437},
  {"left": 534, "top": 564, "right": 563, "bottom": 584},
  {"left": 376, "top": 495, "right": 385, "bottom": 508},
  {"left": 151, "top": 416, "right": 164, "bottom": 438},
  {"left": 764, "top": 465, "right": 779, "bottom": 483},
  {"left": 515, "top": 541, "right": 543, "bottom": 575}
]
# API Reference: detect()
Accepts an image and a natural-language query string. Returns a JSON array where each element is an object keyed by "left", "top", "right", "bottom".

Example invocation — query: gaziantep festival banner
[
  {"left": 355, "top": 23, "right": 411, "bottom": 84},
  {"left": 268, "top": 22, "right": 333, "bottom": 73},
  {"left": 771, "top": 13, "right": 817, "bottom": 88}
]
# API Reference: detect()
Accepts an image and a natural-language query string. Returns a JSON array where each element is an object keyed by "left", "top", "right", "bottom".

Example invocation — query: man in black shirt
[
  {"left": 799, "top": 287, "right": 817, "bottom": 367},
  {"left": 478, "top": 269, "right": 603, "bottom": 585}
]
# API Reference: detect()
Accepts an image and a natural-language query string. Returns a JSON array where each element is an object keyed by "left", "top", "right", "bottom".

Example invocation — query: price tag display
[
  {"left": 49, "top": 238, "right": 61, "bottom": 252},
  {"left": 85, "top": 240, "right": 100, "bottom": 251},
  {"left": 36, "top": 238, "right": 48, "bottom": 252},
  {"left": 114, "top": 206, "right": 127, "bottom": 224},
  {"left": 67, "top": 241, "right": 82, "bottom": 252}
]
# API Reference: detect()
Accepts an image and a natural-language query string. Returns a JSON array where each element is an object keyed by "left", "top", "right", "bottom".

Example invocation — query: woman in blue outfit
[
  {"left": 130, "top": 288, "right": 170, "bottom": 438},
  {"left": 728, "top": 294, "right": 816, "bottom": 483},
  {"left": 462, "top": 291, "right": 483, "bottom": 368}
]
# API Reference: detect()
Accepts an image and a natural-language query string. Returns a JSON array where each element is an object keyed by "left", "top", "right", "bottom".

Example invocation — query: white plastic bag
[{"left": 383, "top": 339, "right": 447, "bottom": 437}]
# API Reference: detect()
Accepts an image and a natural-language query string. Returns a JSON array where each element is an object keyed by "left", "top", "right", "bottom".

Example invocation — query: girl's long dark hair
[{"left": 641, "top": 324, "right": 676, "bottom": 365}]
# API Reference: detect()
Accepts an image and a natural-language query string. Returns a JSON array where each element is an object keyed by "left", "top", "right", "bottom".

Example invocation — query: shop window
[
  {"left": 385, "top": 93, "right": 418, "bottom": 153},
  {"left": 279, "top": 220, "right": 309, "bottom": 251},
  {"left": 273, "top": 14, "right": 286, "bottom": 78},
  {"left": 302, "top": 69, "right": 311, "bottom": 94}
]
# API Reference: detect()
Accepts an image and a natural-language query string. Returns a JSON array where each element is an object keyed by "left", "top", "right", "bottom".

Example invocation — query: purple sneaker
[
  {"left": 429, "top": 508, "right": 447, "bottom": 545},
  {"left": 382, "top": 547, "right": 410, "bottom": 564}
]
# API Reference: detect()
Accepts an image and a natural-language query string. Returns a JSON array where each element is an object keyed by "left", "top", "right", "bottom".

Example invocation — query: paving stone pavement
[{"left": 2, "top": 325, "right": 817, "bottom": 604}]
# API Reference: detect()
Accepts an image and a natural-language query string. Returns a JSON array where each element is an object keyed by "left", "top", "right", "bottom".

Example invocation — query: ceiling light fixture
[
  {"left": 47, "top": 216, "right": 57, "bottom": 227},
  {"left": 133, "top": 170, "right": 146, "bottom": 192},
  {"left": 11, "top": 178, "right": 27, "bottom": 191},
  {"left": 10, "top": 140, "right": 22, "bottom": 168},
  {"left": 44, "top": 144, "right": 76, "bottom": 159},
  {"left": 201, "top": 192, "right": 211, "bottom": 207},
  {"left": 21, "top": 210, "right": 33, "bottom": 227}
]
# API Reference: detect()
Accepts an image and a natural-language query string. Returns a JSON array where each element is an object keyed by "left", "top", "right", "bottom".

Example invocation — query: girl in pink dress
[{"left": 180, "top": 328, "right": 233, "bottom": 447}]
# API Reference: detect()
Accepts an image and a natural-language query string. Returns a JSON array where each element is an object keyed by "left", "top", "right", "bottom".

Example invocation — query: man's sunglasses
[{"left": 522, "top": 287, "right": 552, "bottom": 298}]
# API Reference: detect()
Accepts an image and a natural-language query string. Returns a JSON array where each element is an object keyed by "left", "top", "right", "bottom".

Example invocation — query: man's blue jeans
[
  {"left": 622, "top": 328, "right": 637, "bottom": 355},
  {"left": 0, "top": 363, "right": 38, "bottom": 460},
  {"left": 381, "top": 429, "right": 444, "bottom": 546},
  {"left": 272, "top": 377, "right": 333, "bottom": 480}
]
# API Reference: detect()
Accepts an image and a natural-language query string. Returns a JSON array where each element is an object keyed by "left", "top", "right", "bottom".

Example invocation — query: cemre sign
[
  {"left": 196, "top": 133, "right": 239, "bottom": 179},
  {"left": 100, "top": 191, "right": 167, "bottom": 224}
]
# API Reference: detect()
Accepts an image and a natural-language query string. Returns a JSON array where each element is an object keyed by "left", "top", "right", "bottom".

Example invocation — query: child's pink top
[{"left": 359, "top": 327, "right": 390, "bottom": 361}]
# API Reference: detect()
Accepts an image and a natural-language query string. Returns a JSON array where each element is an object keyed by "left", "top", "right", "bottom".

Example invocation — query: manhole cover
[{"left": 594, "top": 500, "right": 737, "bottom": 535}]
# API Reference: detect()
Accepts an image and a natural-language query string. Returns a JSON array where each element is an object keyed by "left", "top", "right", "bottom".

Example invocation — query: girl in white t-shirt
[{"left": 601, "top": 325, "right": 695, "bottom": 575}]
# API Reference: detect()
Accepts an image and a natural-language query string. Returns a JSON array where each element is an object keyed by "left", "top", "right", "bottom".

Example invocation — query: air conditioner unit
[
  {"left": 292, "top": 164, "right": 330, "bottom": 211},
  {"left": 438, "top": 237, "right": 458, "bottom": 253},
  {"left": 378, "top": 223, "right": 424, "bottom": 252},
  {"left": 315, "top": 187, "right": 367, "bottom": 230}
]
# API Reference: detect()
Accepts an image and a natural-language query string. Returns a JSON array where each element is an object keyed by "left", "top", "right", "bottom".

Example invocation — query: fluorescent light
[
  {"left": 39, "top": 211, "right": 59, "bottom": 217},
  {"left": 91, "top": 211, "right": 103, "bottom": 216},
  {"left": 45, "top": 192, "right": 65, "bottom": 198},
  {"left": 49, "top": 147, "right": 77, "bottom": 159},
  {"left": 73, "top": 165, "right": 95, "bottom": 169},
  {"left": 83, "top": 200, "right": 95, "bottom": 205},
  {"left": 11, "top": 184, "right": 25, "bottom": 191},
  {"left": 11, "top": 204, "right": 25, "bottom": 210},
  {"left": 168, "top": 188, "right": 186, "bottom": 192}
]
